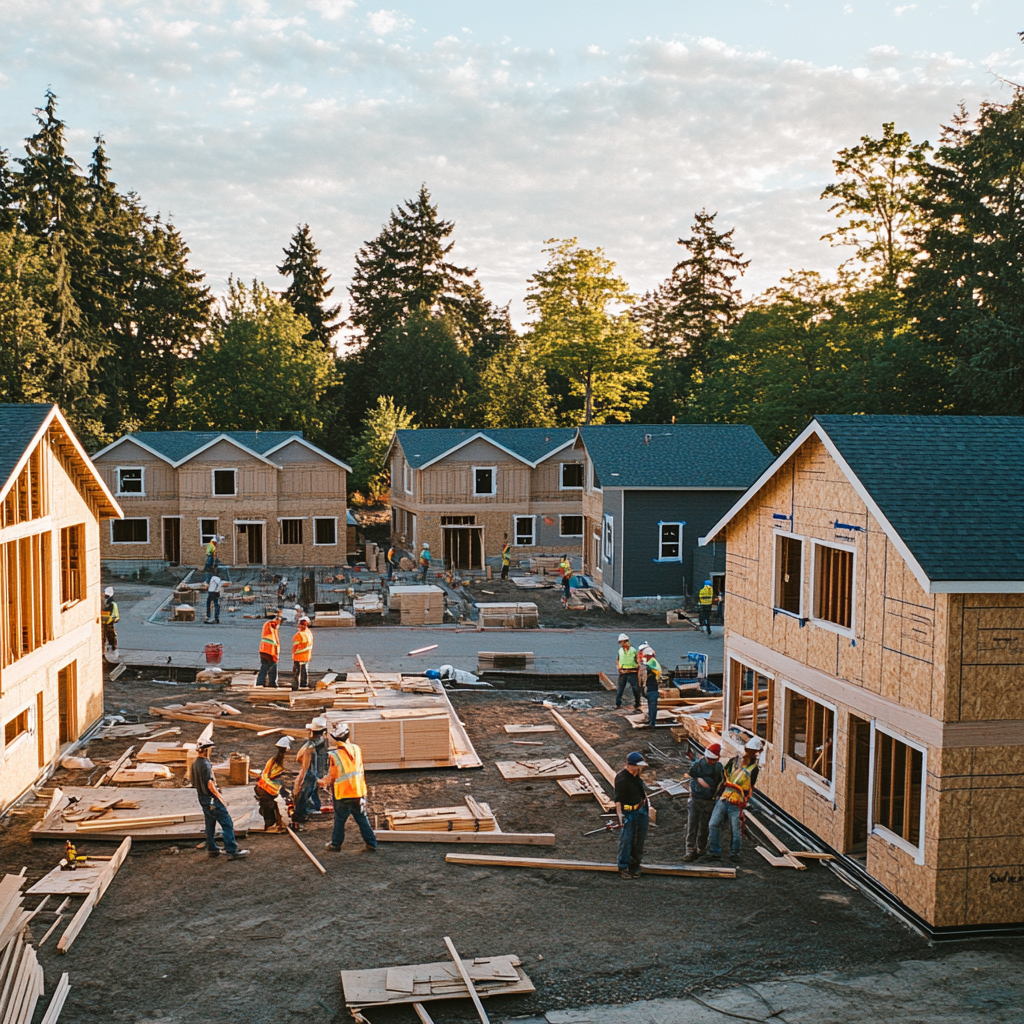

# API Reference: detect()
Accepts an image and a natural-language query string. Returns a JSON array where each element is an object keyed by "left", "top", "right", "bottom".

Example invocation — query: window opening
[
  {"left": 875, "top": 732, "right": 923, "bottom": 846},
  {"left": 775, "top": 535, "right": 802, "bottom": 614},
  {"left": 561, "top": 463, "right": 584, "bottom": 489},
  {"left": 786, "top": 689, "right": 834, "bottom": 782},
  {"left": 213, "top": 469, "right": 237, "bottom": 496},
  {"left": 111, "top": 519, "right": 149, "bottom": 543},
  {"left": 560, "top": 515, "right": 583, "bottom": 537},
  {"left": 514, "top": 516, "right": 535, "bottom": 546},
  {"left": 314, "top": 518, "right": 337, "bottom": 545},
  {"left": 60, "top": 524, "right": 84, "bottom": 606},
  {"left": 815, "top": 543, "right": 853, "bottom": 628},
  {"left": 281, "top": 519, "right": 303, "bottom": 545}
]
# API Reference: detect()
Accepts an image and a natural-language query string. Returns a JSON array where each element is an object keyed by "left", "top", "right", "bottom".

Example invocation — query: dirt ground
[{"left": 4, "top": 678, "right": 1016, "bottom": 1024}]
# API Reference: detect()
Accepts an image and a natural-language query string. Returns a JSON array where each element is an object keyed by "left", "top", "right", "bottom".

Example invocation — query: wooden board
[
  {"left": 557, "top": 777, "right": 593, "bottom": 801},
  {"left": 548, "top": 710, "right": 616, "bottom": 784},
  {"left": 495, "top": 759, "right": 580, "bottom": 782},
  {"left": 503, "top": 725, "right": 556, "bottom": 734},
  {"left": 567, "top": 754, "right": 615, "bottom": 812},
  {"left": 445, "top": 853, "right": 736, "bottom": 878},
  {"left": 625, "top": 710, "right": 679, "bottom": 729},
  {"left": 374, "top": 831, "right": 555, "bottom": 846},
  {"left": 27, "top": 864, "right": 107, "bottom": 896},
  {"left": 56, "top": 837, "right": 132, "bottom": 953}
]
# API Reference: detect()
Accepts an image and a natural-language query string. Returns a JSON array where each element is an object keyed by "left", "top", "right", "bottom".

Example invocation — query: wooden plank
[
  {"left": 37, "top": 915, "right": 64, "bottom": 948},
  {"left": 287, "top": 827, "right": 327, "bottom": 875},
  {"left": 503, "top": 725, "right": 556, "bottom": 734},
  {"left": 548, "top": 709, "right": 616, "bottom": 784},
  {"left": 412, "top": 1003, "right": 436, "bottom": 1024},
  {"left": 56, "top": 837, "right": 131, "bottom": 954},
  {"left": 373, "top": 831, "right": 555, "bottom": 846},
  {"left": 445, "top": 853, "right": 736, "bottom": 879},
  {"left": 93, "top": 747, "right": 134, "bottom": 788},
  {"left": 598, "top": 672, "right": 616, "bottom": 691},
  {"left": 557, "top": 777, "right": 593, "bottom": 801},
  {"left": 495, "top": 759, "right": 580, "bottom": 782},
  {"left": 149, "top": 707, "right": 311, "bottom": 739},
  {"left": 567, "top": 754, "right": 615, "bottom": 812},
  {"left": 39, "top": 973, "right": 70, "bottom": 1024},
  {"left": 443, "top": 937, "right": 490, "bottom": 1024},
  {"left": 745, "top": 812, "right": 806, "bottom": 869}
]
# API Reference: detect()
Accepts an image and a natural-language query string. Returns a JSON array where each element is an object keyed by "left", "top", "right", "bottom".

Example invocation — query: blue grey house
[{"left": 577, "top": 424, "right": 773, "bottom": 613}]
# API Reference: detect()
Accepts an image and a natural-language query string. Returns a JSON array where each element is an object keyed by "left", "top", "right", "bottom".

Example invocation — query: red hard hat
[{"left": 705, "top": 743, "right": 722, "bottom": 760}]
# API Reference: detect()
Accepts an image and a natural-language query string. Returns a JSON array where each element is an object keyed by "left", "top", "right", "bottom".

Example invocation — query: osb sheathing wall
[{"left": 723, "top": 434, "right": 1024, "bottom": 928}]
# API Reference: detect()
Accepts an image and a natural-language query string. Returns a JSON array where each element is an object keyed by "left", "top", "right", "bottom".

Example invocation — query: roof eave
[
  {"left": 172, "top": 434, "right": 282, "bottom": 469},
  {"left": 418, "top": 432, "right": 536, "bottom": 470},
  {"left": 928, "top": 579, "right": 1024, "bottom": 594},
  {"left": 262, "top": 436, "right": 352, "bottom": 472},
  {"left": 90, "top": 434, "right": 177, "bottom": 466}
]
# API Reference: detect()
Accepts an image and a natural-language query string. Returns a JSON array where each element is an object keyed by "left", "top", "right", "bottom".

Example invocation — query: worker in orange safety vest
[
  {"left": 255, "top": 610, "right": 283, "bottom": 688},
  {"left": 321, "top": 722, "right": 377, "bottom": 853},
  {"left": 291, "top": 616, "right": 313, "bottom": 691}
]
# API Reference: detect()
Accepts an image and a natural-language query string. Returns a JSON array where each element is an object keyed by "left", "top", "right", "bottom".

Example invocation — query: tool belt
[{"left": 622, "top": 803, "right": 644, "bottom": 811}]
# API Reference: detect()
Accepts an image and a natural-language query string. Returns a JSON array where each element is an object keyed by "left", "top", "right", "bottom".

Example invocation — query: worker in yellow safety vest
[
  {"left": 501, "top": 535, "right": 512, "bottom": 581},
  {"left": 701, "top": 736, "right": 764, "bottom": 864},
  {"left": 321, "top": 723, "right": 378, "bottom": 852},
  {"left": 637, "top": 643, "right": 662, "bottom": 728},
  {"left": 560, "top": 554, "right": 573, "bottom": 604},
  {"left": 204, "top": 536, "right": 219, "bottom": 574},
  {"left": 101, "top": 587, "right": 120, "bottom": 651},
  {"left": 256, "top": 610, "right": 283, "bottom": 688},
  {"left": 615, "top": 633, "right": 641, "bottom": 711},
  {"left": 255, "top": 736, "right": 291, "bottom": 832},
  {"left": 698, "top": 580, "right": 715, "bottom": 636},
  {"left": 291, "top": 616, "right": 313, "bottom": 691}
]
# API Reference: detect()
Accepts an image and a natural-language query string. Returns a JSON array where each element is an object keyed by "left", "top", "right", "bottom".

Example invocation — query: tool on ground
[{"left": 60, "top": 841, "right": 85, "bottom": 870}]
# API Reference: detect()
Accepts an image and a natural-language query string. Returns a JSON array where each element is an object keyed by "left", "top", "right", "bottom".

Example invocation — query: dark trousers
[
  {"left": 102, "top": 623, "right": 118, "bottom": 649},
  {"left": 617, "top": 809, "right": 648, "bottom": 872},
  {"left": 685, "top": 798, "right": 715, "bottom": 854},
  {"left": 646, "top": 692, "right": 659, "bottom": 727},
  {"left": 293, "top": 772, "right": 321, "bottom": 821},
  {"left": 257, "top": 792, "right": 280, "bottom": 829},
  {"left": 331, "top": 796, "right": 377, "bottom": 848},
  {"left": 616, "top": 672, "right": 640, "bottom": 708},
  {"left": 562, "top": 578, "right": 571, "bottom": 601},
  {"left": 199, "top": 798, "right": 239, "bottom": 854},
  {"left": 699, "top": 605, "right": 712, "bottom": 633},
  {"left": 500, "top": 563, "right": 509, "bottom": 580},
  {"left": 206, "top": 593, "right": 220, "bottom": 621},
  {"left": 292, "top": 662, "right": 309, "bottom": 690},
  {"left": 256, "top": 657, "right": 278, "bottom": 687},
  {"left": 420, "top": 563, "right": 429, "bottom": 582}
]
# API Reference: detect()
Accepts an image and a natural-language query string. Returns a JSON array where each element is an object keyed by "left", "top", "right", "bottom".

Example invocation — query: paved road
[{"left": 109, "top": 583, "right": 724, "bottom": 676}]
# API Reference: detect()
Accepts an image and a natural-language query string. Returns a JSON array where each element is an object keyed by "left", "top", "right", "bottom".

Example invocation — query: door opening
[
  {"left": 247, "top": 523, "right": 264, "bottom": 565},
  {"left": 443, "top": 527, "right": 482, "bottom": 570},
  {"left": 58, "top": 661, "right": 78, "bottom": 744},
  {"left": 847, "top": 714, "right": 871, "bottom": 856},
  {"left": 163, "top": 518, "right": 181, "bottom": 563}
]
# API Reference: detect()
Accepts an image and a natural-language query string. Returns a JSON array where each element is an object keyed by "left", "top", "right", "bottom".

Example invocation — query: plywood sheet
[
  {"left": 27, "top": 864, "right": 107, "bottom": 896},
  {"left": 496, "top": 758, "right": 580, "bottom": 781}
]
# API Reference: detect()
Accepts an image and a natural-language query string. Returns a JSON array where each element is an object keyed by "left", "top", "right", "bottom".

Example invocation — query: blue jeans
[
  {"left": 331, "top": 797, "right": 377, "bottom": 848},
  {"left": 646, "top": 692, "right": 659, "bottom": 726},
  {"left": 294, "top": 771, "right": 321, "bottom": 821},
  {"left": 200, "top": 798, "right": 239, "bottom": 854},
  {"left": 206, "top": 593, "right": 220, "bottom": 621},
  {"left": 616, "top": 673, "right": 640, "bottom": 708},
  {"left": 617, "top": 809, "right": 648, "bottom": 872},
  {"left": 708, "top": 801, "right": 742, "bottom": 856},
  {"left": 256, "top": 658, "right": 278, "bottom": 687}
]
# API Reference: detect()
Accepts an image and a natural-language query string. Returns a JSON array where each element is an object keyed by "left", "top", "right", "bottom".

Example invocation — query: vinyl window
[
  {"left": 774, "top": 534, "right": 803, "bottom": 616},
  {"left": 514, "top": 515, "right": 535, "bottom": 546},
  {"left": 560, "top": 515, "right": 583, "bottom": 538},
  {"left": 116, "top": 467, "right": 144, "bottom": 495},
  {"left": 313, "top": 517, "right": 337, "bottom": 546},
  {"left": 813, "top": 542, "right": 854, "bottom": 630},
  {"left": 602, "top": 514, "right": 614, "bottom": 565},
  {"left": 111, "top": 518, "right": 149, "bottom": 544},
  {"left": 785, "top": 687, "right": 835, "bottom": 786},
  {"left": 473, "top": 467, "right": 496, "bottom": 496},
  {"left": 280, "top": 519, "right": 303, "bottom": 545},
  {"left": 873, "top": 730, "right": 924, "bottom": 851},
  {"left": 60, "top": 524, "right": 85, "bottom": 607},
  {"left": 560, "top": 463, "right": 584, "bottom": 489},
  {"left": 658, "top": 522, "right": 683, "bottom": 562}
]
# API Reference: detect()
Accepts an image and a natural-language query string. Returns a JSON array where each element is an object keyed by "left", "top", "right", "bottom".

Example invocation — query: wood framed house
[
  {"left": 700, "top": 414, "right": 1024, "bottom": 935},
  {"left": 577, "top": 424, "right": 773, "bottom": 613},
  {"left": 91, "top": 431, "right": 351, "bottom": 568},
  {"left": 1, "top": 404, "right": 122, "bottom": 811},
  {"left": 387, "top": 429, "right": 583, "bottom": 568}
]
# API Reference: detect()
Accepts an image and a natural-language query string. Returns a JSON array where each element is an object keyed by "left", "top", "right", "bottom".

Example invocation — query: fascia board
[
  {"left": 90, "top": 434, "right": 176, "bottom": 466},
  {"left": 0, "top": 407, "right": 56, "bottom": 506},
  {"left": 418, "top": 432, "right": 535, "bottom": 469},
  {"left": 263, "top": 436, "right": 353, "bottom": 472},
  {"left": 172, "top": 434, "right": 281, "bottom": 469}
]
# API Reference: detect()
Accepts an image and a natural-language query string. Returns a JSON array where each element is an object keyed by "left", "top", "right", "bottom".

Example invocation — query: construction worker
[
  {"left": 419, "top": 542, "right": 431, "bottom": 583},
  {"left": 291, "top": 616, "right": 313, "bottom": 691},
  {"left": 683, "top": 742, "right": 723, "bottom": 861},
  {"left": 205, "top": 535, "right": 219, "bottom": 574},
  {"left": 255, "top": 610, "right": 283, "bottom": 687},
  {"left": 190, "top": 735, "right": 249, "bottom": 859},
  {"left": 615, "top": 634, "right": 641, "bottom": 711},
  {"left": 614, "top": 751, "right": 649, "bottom": 879},
  {"left": 637, "top": 643, "right": 662, "bottom": 727},
  {"left": 255, "top": 737, "right": 292, "bottom": 833},
  {"left": 560, "top": 554, "right": 573, "bottom": 604},
  {"left": 293, "top": 718, "right": 329, "bottom": 823},
  {"left": 386, "top": 544, "right": 397, "bottom": 582},
  {"left": 698, "top": 579, "right": 715, "bottom": 635},
  {"left": 101, "top": 587, "right": 119, "bottom": 652},
  {"left": 321, "top": 722, "right": 378, "bottom": 852},
  {"left": 205, "top": 574, "right": 222, "bottom": 624},
  {"left": 701, "top": 736, "right": 763, "bottom": 864},
  {"left": 500, "top": 535, "right": 511, "bottom": 581}
]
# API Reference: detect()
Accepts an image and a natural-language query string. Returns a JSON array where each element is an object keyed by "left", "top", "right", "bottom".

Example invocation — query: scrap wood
[
  {"left": 444, "top": 936, "right": 490, "bottom": 1024},
  {"left": 37, "top": 916, "right": 63, "bottom": 948},
  {"left": 38, "top": 972, "right": 70, "bottom": 1024},
  {"left": 149, "top": 706, "right": 310, "bottom": 739},
  {"left": 567, "top": 754, "right": 614, "bottom": 812},
  {"left": 597, "top": 672, "right": 616, "bottom": 691},
  {"left": 407, "top": 644, "right": 439, "bottom": 656},
  {"left": 92, "top": 747, "right": 134, "bottom": 788},
  {"left": 57, "top": 837, "right": 131, "bottom": 953},
  {"left": 412, "top": 1004, "right": 436, "bottom": 1024},
  {"left": 746, "top": 811, "right": 829, "bottom": 867},
  {"left": 445, "top": 853, "right": 736, "bottom": 879},
  {"left": 548, "top": 709, "right": 616, "bottom": 784},
  {"left": 286, "top": 827, "right": 327, "bottom": 875},
  {"left": 503, "top": 724, "right": 556, "bottom": 734},
  {"left": 496, "top": 759, "right": 580, "bottom": 782}
]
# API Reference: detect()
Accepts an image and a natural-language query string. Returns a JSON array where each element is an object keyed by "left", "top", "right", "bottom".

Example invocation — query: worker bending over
[
  {"left": 293, "top": 718, "right": 328, "bottom": 823},
  {"left": 255, "top": 737, "right": 292, "bottom": 833},
  {"left": 700, "top": 736, "right": 763, "bottom": 864},
  {"left": 190, "top": 735, "right": 249, "bottom": 860},
  {"left": 291, "top": 616, "right": 313, "bottom": 690},
  {"left": 615, "top": 752, "right": 649, "bottom": 879},
  {"left": 255, "top": 610, "right": 283, "bottom": 687},
  {"left": 321, "top": 722, "right": 378, "bottom": 853},
  {"left": 637, "top": 643, "right": 662, "bottom": 727},
  {"left": 683, "top": 742, "right": 723, "bottom": 861},
  {"left": 615, "top": 634, "right": 641, "bottom": 711},
  {"left": 698, "top": 580, "right": 715, "bottom": 635}
]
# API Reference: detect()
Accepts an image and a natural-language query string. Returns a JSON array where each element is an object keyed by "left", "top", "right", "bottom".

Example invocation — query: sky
[{"left": 2, "top": 1, "right": 1023, "bottom": 334}]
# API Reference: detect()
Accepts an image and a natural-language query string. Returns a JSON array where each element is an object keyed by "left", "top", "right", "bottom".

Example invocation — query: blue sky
[{"left": 2, "top": 2, "right": 1022, "bottom": 334}]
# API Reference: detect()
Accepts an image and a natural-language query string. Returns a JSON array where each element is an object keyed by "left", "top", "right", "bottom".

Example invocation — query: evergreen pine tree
[{"left": 278, "top": 223, "right": 341, "bottom": 349}]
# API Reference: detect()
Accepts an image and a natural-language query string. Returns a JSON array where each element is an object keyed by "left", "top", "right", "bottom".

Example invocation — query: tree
[
  {"left": 277, "top": 224, "right": 341, "bottom": 350},
  {"left": 349, "top": 396, "right": 415, "bottom": 500},
  {"left": 473, "top": 344, "right": 556, "bottom": 428},
  {"left": 185, "top": 278, "right": 339, "bottom": 436},
  {"left": 526, "top": 238, "right": 651, "bottom": 424}
]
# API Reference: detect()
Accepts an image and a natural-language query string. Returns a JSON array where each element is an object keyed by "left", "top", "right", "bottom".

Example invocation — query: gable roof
[
  {"left": 701, "top": 415, "right": 1024, "bottom": 593},
  {"left": 0, "top": 404, "right": 122, "bottom": 519},
  {"left": 393, "top": 428, "right": 578, "bottom": 469},
  {"left": 578, "top": 423, "right": 774, "bottom": 489}
]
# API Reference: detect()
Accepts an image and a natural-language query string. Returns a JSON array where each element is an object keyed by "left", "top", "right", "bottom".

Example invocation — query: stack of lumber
[
  {"left": 386, "top": 797, "right": 497, "bottom": 833},
  {"left": 387, "top": 585, "right": 445, "bottom": 625},
  {"left": 568, "top": 587, "right": 607, "bottom": 611},
  {"left": 477, "top": 651, "right": 535, "bottom": 672},
  {"left": 311, "top": 609, "right": 355, "bottom": 627},
  {"left": 353, "top": 593, "right": 384, "bottom": 617},
  {"left": 476, "top": 602, "right": 539, "bottom": 630},
  {"left": 162, "top": 699, "right": 241, "bottom": 718},
  {"left": 0, "top": 874, "right": 46, "bottom": 1023},
  {"left": 348, "top": 715, "right": 451, "bottom": 765},
  {"left": 529, "top": 555, "right": 563, "bottom": 573}
]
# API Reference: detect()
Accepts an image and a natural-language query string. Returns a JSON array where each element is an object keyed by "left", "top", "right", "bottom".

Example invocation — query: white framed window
[
  {"left": 403, "top": 462, "right": 413, "bottom": 495},
  {"left": 2, "top": 701, "right": 35, "bottom": 754},
  {"left": 473, "top": 466, "right": 497, "bottom": 496},
  {"left": 116, "top": 466, "right": 145, "bottom": 495},
  {"left": 212, "top": 468, "right": 237, "bottom": 496},
  {"left": 560, "top": 463, "right": 584, "bottom": 490},
  {"left": 783, "top": 682, "right": 837, "bottom": 798},
  {"left": 313, "top": 517, "right": 337, "bottom": 546},
  {"left": 559, "top": 515, "right": 583, "bottom": 538},
  {"left": 110, "top": 518, "right": 149, "bottom": 544},
  {"left": 656, "top": 521, "right": 683, "bottom": 562},
  {"left": 773, "top": 530, "right": 805, "bottom": 618},
  {"left": 200, "top": 519, "right": 219, "bottom": 546},
  {"left": 602, "top": 513, "right": 614, "bottom": 565},
  {"left": 810, "top": 540, "right": 855, "bottom": 635},
  {"left": 870, "top": 724, "right": 926, "bottom": 864},
  {"left": 514, "top": 515, "right": 535, "bottom": 546}
]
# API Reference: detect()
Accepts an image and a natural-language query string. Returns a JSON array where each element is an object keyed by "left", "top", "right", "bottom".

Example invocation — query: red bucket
[{"left": 205, "top": 643, "right": 223, "bottom": 665}]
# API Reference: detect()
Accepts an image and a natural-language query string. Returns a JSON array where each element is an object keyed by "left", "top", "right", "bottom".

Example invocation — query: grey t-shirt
[{"left": 190, "top": 756, "right": 214, "bottom": 803}]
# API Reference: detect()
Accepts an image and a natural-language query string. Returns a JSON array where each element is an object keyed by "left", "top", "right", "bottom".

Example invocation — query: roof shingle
[
  {"left": 121, "top": 430, "right": 303, "bottom": 463},
  {"left": 0, "top": 404, "right": 54, "bottom": 487}
]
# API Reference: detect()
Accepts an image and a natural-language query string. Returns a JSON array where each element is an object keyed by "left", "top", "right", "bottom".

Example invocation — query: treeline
[{"left": 2, "top": 89, "right": 1023, "bottom": 500}]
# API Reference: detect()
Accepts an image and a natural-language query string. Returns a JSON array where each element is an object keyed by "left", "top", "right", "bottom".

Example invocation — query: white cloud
[
  {"left": 308, "top": 0, "right": 354, "bottom": 20},
  {"left": 893, "top": 4, "right": 916, "bottom": 15},
  {"left": 366, "top": 9, "right": 411, "bottom": 36}
]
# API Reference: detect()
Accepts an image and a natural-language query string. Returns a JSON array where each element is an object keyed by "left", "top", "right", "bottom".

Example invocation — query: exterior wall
[
  {"left": 720, "top": 433, "right": 1024, "bottom": 929},
  {"left": 581, "top": 449, "right": 604, "bottom": 585},
  {"left": 1, "top": 434, "right": 104, "bottom": 810}
]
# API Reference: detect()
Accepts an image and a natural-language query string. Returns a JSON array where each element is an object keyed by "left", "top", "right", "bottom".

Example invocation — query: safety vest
[
  {"left": 256, "top": 757, "right": 284, "bottom": 797},
  {"left": 560, "top": 559, "right": 572, "bottom": 579},
  {"left": 206, "top": 541, "right": 217, "bottom": 557},
  {"left": 329, "top": 742, "right": 367, "bottom": 800},
  {"left": 387, "top": 547, "right": 395, "bottom": 564},
  {"left": 721, "top": 761, "right": 754, "bottom": 807},
  {"left": 102, "top": 600, "right": 119, "bottom": 625},
  {"left": 502, "top": 544, "right": 511, "bottom": 565},
  {"left": 292, "top": 627, "right": 313, "bottom": 663},
  {"left": 259, "top": 621, "right": 280, "bottom": 661},
  {"left": 645, "top": 656, "right": 662, "bottom": 680},
  {"left": 420, "top": 549, "right": 430, "bottom": 566},
  {"left": 617, "top": 646, "right": 638, "bottom": 671},
  {"left": 699, "top": 585, "right": 714, "bottom": 606}
]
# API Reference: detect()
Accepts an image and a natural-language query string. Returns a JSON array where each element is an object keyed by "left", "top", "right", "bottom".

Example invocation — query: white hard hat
[
  {"left": 618, "top": 633, "right": 629, "bottom": 642},
  {"left": 745, "top": 736, "right": 765, "bottom": 752},
  {"left": 423, "top": 542, "right": 430, "bottom": 548},
  {"left": 275, "top": 736, "right": 292, "bottom": 749},
  {"left": 196, "top": 736, "right": 215, "bottom": 750},
  {"left": 104, "top": 587, "right": 114, "bottom": 597},
  {"left": 638, "top": 643, "right": 654, "bottom": 656},
  {"left": 331, "top": 722, "right": 350, "bottom": 741},
  {"left": 306, "top": 717, "right": 327, "bottom": 732}
]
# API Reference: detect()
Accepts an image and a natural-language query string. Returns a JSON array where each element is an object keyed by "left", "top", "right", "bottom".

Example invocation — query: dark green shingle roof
[
  {"left": 816, "top": 415, "right": 1024, "bottom": 583},
  {"left": 395, "top": 428, "right": 578, "bottom": 468},
  {"left": 0, "top": 404, "right": 53, "bottom": 487},
  {"left": 579, "top": 424, "right": 773, "bottom": 489},
  {"left": 123, "top": 431, "right": 303, "bottom": 463}
]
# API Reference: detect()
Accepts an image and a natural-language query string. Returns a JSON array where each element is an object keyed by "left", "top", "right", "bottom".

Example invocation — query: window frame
[
  {"left": 60, "top": 523, "right": 85, "bottom": 608},
  {"left": 403, "top": 462, "right": 413, "bottom": 495},
  {"left": 279, "top": 518, "right": 305, "bottom": 546},
  {"left": 602, "top": 513, "right": 614, "bottom": 565},
  {"left": 115, "top": 466, "right": 145, "bottom": 496},
  {"left": 783, "top": 682, "right": 838, "bottom": 799},
  {"left": 772, "top": 529, "right": 805, "bottom": 619},
  {"left": 199, "top": 519, "right": 219, "bottom": 547},
  {"left": 810, "top": 539, "right": 856, "bottom": 637},
  {"left": 513, "top": 515, "right": 535, "bottom": 547},
  {"left": 869, "top": 723, "right": 927, "bottom": 864},
  {"left": 656, "top": 521, "right": 684, "bottom": 563},
  {"left": 728, "top": 655, "right": 775, "bottom": 745},
  {"left": 313, "top": 516, "right": 338, "bottom": 547},
  {"left": 559, "top": 514, "right": 584, "bottom": 538},
  {"left": 3, "top": 702, "right": 34, "bottom": 754},
  {"left": 110, "top": 518, "right": 150, "bottom": 545},
  {"left": 559, "top": 463, "right": 584, "bottom": 490},
  {"left": 211, "top": 468, "right": 238, "bottom": 497},
  {"left": 472, "top": 466, "right": 497, "bottom": 497}
]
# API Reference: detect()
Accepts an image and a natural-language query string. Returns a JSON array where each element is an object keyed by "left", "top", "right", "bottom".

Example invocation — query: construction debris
[
  {"left": 0, "top": 874, "right": 46, "bottom": 1023},
  {"left": 54, "top": 838, "right": 132, "bottom": 954}
]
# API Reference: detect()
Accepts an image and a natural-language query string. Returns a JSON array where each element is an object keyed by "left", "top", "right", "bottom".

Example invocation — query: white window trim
[
  {"left": 115, "top": 466, "right": 146, "bottom": 497},
  {"left": 869, "top": 722, "right": 927, "bottom": 865},
  {"left": 809, "top": 538, "right": 857, "bottom": 638},
  {"left": 313, "top": 516, "right": 338, "bottom": 547},
  {"left": 211, "top": 467, "right": 238, "bottom": 497},
  {"left": 725, "top": 650, "right": 776, "bottom": 737},
  {"left": 559, "top": 463, "right": 584, "bottom": 491},
  {"left": 772, "top": 528, "right": 806, "bottom": 620},
  {"left": 782, "top": 680, "right": 838, "bottom": 799},
  {"left": 199, "top": 518, "right": 219, "bottom": 545},
  {"left": 513, "top": 514, "right": 535, "bottom": 547},
  {"left": 559, "top": 514, "right": 584, "bottom": 538},
  {"left": 110, "top": 517, "right": 150, "bottom": 545},
  {"left": 602, "top": 513, "right": 614, "bottom": 565},
  {"left": 655, "top": 520, "right": 684, "bottom": 563},
  {"left": 472, "top": 466, "right": 497, "bottom": 497},
  {"left": 2, "top": 700, "right": 35, "bottom": 756},
  {"left": 403, "top": 462, "right": 413, "bottom": 495}
]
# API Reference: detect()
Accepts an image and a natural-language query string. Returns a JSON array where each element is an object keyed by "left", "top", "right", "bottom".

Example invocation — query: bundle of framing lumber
[{"left": 386, "top": 797, "right": 497, "bottom": 833}]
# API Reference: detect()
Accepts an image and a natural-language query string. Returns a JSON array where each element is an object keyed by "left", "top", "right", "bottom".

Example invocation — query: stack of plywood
[
  {"left": 135, "top": 741, "right": 189, "bottom": 763},
  {"left": 478, "top": 651, "right": 535, "bottom": 672},
  {"left": 389, "top": 585, "right": 445, "bottom": 625},
  {"left": 476, "top": 602, "right": 539, "bottom": 630},
  {"left": 348, "top": 715, "right": 451, "bottom": 765}
]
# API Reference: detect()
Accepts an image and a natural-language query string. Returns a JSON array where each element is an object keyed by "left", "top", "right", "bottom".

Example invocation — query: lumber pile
[
  {"left": 387, "top": 585, "right": 445, "bottom": 625},
  {"left": 136, "top": 741, "right": 189, "bottom": 763},
  {"left": 386, "top": 797, "right": 497, "bottom": 833},
  {"left": 475, "top": 602, "right": 539, "bottom": 630},
  {"left": 477, "top": 651, "right": 535, "bottom": 672},
  {"left": 349, "top": 716, "right": 451, "bottom": 764},
  {"left": 0, "top": 874, "right": 46, "bottom": 1023},
  {"left": 311, "top": 609, "right": 355, "bottom": 627}
]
